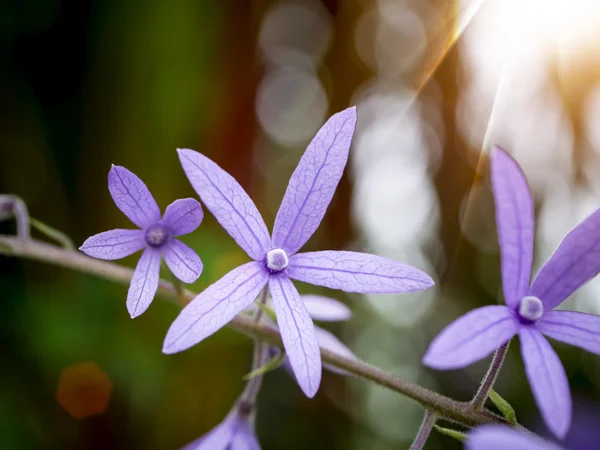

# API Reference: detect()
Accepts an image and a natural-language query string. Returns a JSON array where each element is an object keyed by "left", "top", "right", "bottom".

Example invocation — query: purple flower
[
  {"left": 80, "top": 165, "right": 204, "bottom": 318},
  {"left": 423, "top": 147, "right": 600, "bottom": 437},
  {"left": 182, "top": 403, "right": 260, "bottom": 450},
  {"left": 466, "top": 426, "right": 561, "bottom": 450},
  {"left": 163, "top": 107, "right": 434, "bottom": 397}
]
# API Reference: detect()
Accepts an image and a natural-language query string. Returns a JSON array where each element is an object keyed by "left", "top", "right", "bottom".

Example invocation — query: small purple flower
[
  {"left": 182, "top": 403, "right": 260, "bottom": 450},
  {"left": 423, "top": 147, "right": 600, "bottom": 438},
  {"left": 466, "top": 426, "right": 561, "bottom": 450},
  {"left": 80, "top": 165, "right": 204, "bottom": 318},
  {"left": 163, "top": 107, "right": 434, "bottom": 397}
]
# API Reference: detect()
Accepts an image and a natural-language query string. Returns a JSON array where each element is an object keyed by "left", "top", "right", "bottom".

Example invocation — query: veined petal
[
  {"left": 269, "top": 276, "right": 321, "bottom": 397},
  {"left": 537, "top": 310, "right": 600, "bottom": 355},
  {"left": 467, "top": 425, "right": 560, "bottom": 450},
  {"left": 288, "top": 251, "right": 434, "bottom": 293},
  {"left": 490, "top": 147, "right": 535, "bottom": 307},
  {"left": 422, "top": 306, "right": 518, "bottom": 370},
  {"left": 272, "top": 107, "right": 357, "bottom": 255},
  {"left": 182, "top": 412, "right": 237, "bottom": 450},
  {"left": 80, "top": 229, "right": 146, "bottom": 260},
  {"left": 315, "top": 326, "right": 357, "bottom": 375},
  {"left": 530, "top": 207, "right": 600, "bottom": 310},
  {"left": 108, "top": 165, "right": 160, "bottom": 228},
  {"left": 162, "top": 239, "right": 203, "bottom": 284},
  {"left": 161, "top": 198, "right": 203, "bottom": 236},
  {"left": 230, "top": 420, "right": 261, "bottom": 450},
  {"left": 519, "top": 327, "right": 571, "bottom": 438},
  {"left": 177, "top": 149, "right": 270, "bottom": 261},
  {"left": 163, "top": 262, "right": 269, "bottom": 354},
  {"left": 126, "top": 247, "right": 161, "bottom": 318},
  {"left": 302, "top": 295, "right": 352, "bottom": 321}
]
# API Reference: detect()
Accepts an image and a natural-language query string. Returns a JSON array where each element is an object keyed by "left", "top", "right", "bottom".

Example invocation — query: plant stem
[
  {"left": 471, "top": 341, "right": 510, "bottom": 409},
  {"left": 0, "top": 235, "right": 506, "bottom": 428},
  {"left": 410, "top": 411, "right": 437, "bottom": 450}
]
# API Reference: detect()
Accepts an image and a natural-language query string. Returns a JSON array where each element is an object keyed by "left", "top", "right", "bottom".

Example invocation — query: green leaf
[
  {"left": 242, "top": 351, "right": 285, "bottom": 380},
  {"left": 257, "top": 302, "right": 277, "bottom": 323},
  {"left": 434, "top": 425, "right": 467, "bottom": 442},
  {"left": 489, "top": 389, "right": 518, "bottom": 424},
  {"left": 30, "top": 217, "right": 74, "bottom": 250}
]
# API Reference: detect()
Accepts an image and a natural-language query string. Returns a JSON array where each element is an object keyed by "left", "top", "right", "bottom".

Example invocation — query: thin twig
[
  {"left": 0, "top": 235, "right": 506, "bottom": 428},
  {"left": 410, "top": 411, "right": 437, "bottom": 450},
  {"left": 471, "top": 341, "right": 510, "bottom": 409}
]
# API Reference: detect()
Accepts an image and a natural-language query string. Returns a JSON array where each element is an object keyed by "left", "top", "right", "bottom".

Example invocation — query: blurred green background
[{"left": 2, "top": 0, "right": 600, "bottom": 449}]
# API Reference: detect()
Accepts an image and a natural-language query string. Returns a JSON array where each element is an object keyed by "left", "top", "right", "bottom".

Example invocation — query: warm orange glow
[{"left": 56, "top": 361, "right": 113, "bottom": 419}]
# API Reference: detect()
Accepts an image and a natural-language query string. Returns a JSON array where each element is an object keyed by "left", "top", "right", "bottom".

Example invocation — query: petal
[
  {"left": 271, "top": 107, "right": 357, "bottom": 255},
  {"left": 422, "top": 306, "right": 518, "bottom": 370},
  {"left": 302, "top": 295, "right": 352, "bottom": 321},
  {"left": 466, "top": 425, "right": 559, "bottom": 450},
  {"left": 530, "top": 207, "right": 600, "bottom": 309},
  {"left": 126, "top": 247, "right": 161, "bottom": 318},
  {"left": 519, "top": 327, "right": 571, "bottom": 438},
  {"left": 315, "top": 326, "right": 357, "bottom": 375},
  {"left": 537, "top": 310, "right": 600, "bottom": 355},
  {"left": 269, "top": 275, "right": 321, "bottom": 397},
  {"left": 163, "top": 262, "right": 269, "bottom": 354},
  {"left": 79, "top": 229, "right": 146, "bottom": 260},
  {"left": 108, "top": 165, "right": 160, "bottom": 228},
  {"left": 230, "top": 420, "right": 261, "bottom": 450},
  {"left": 288, "top": 251, "right": 434, "bottom": 293},
  {"left": 177, "top": 149, "right": 271, "bottom": 261},
  {"left": 182, "top": 414, "right": 237, "bottom": 450},
  {"left": 162, "top": 239, "right": 203, "bottom": 283},
  {"left": 161, "top": 198, "right": 203, "bottom": 236},
  {"left": 490, "top": 147, "right": 535, "bottom": 307}
]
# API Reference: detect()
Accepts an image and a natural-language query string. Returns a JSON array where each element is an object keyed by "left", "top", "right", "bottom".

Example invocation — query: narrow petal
[
  {"left": 162, "top": 239, "right": 203, "bottom": 283},
  {"left": 177, "top": 149, "right": 271, "bottom": 261},
  {"left": 126, "top": 247, "right": 161, "bottom": 318},
  {"left": 422, "top": 306, "right": 518, "bottom": 370},
  {"left": 230, "top": 420, "right": 261, "bottom": 450},
  {"left": 182, "top": 413, "right": 237, "bottom": 450},
  {"left": 467, "top": 425, "right": 559, "bottom": 450},
  {"left": 161, "top": 198, "right": 203, "bottom": 236},
  {"left": 79, "top": 229, "right": 146, "bottom": 260},
  {"left": 302, "top": 295, "right": 352, "bottom": 321},
  {"left": 269, "top": 276, "right": 321, "bottom": 397},
  {"left": 108, "top": 165, "right": 160, "bottom": 228},
  {"left": 272, "top": 107, "right": 357, "bottom": 255},
  {"left": 490, "top": 147, "right": 535, "bottom": 307},
  {"left": 519, "top": 327, "right": 571, "bottom": 438},
  {"left": 288, "top": 251, "right": 434, "bottom": 293},
  {"left": 315, "top": 326, "right": 357, "bottom": 375},
  {"left": 530, "top": 207, "right": 600, "bottom": 309},
  {"left": 163, "top": 262, "right": 269, "bottom": 354},
  {"left": 537, "top": 310, "right": 600, "bottom": 355}
]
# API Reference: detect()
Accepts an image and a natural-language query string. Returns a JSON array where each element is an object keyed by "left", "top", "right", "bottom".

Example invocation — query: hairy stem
[
  {"left": 471, "top": 341, "right": 510, "bottom": 409},
  {"left": 0, "top": 235, "right": 505, "bottom": 428},
  {"left": 409, "top": 411, "right": 437, "bottom": 450}
]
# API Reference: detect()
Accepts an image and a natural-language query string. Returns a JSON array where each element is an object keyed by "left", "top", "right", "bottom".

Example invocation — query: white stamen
[
  {"left": 266, "top": 248, "right": 289, "bottom": 272},
  {"left": 519, "top": 296, "right": 544, "bottom": 321},
  {"left": 145, "top": 225, "right": 169, "bottom": 247}
]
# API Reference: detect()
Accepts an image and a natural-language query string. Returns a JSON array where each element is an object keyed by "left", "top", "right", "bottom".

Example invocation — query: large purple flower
[
  {"left": 423, "top": 147, "right": 600, "bottom": 438},
  {"left": 466, "top": 426, "right": 561, "bottom": 450},
  {"left": 80, "top": 165, "right": 204, "bottom": 318},
  {"left": 163, "top": 107, "right": 434, "bottom": 397}
]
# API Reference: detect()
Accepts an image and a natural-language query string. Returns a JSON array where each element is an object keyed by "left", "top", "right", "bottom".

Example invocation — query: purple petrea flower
[
  {"left": 163, "top": 107, "right": 434, "bottom": 397},
  {"left": 423, "top": 147, "right": 600, "bottom": 438},
  {"left": 466, "top": 426, "right": 561, "bottom": 450},
  {"left": 80, "top": 165, "right": 204, "bottom": 318},
  {"left": 183, "top": 402, "right": 260, "bottom": 450}
]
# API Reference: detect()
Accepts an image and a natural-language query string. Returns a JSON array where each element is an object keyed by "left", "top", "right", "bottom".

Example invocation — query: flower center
[
  {"left": 266, "top": 248, "right": 289, "bottom": 272},
  {"left": 518, "top": 296, "right": 544, "bottom": 322},
  {"left": 144, "top": 224, "right": 170, "bottom": 247}
]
